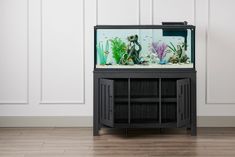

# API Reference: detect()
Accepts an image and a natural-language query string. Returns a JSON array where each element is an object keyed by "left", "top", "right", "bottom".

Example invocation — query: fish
[{"left": 104, "top": 51, "right": 109, "bottom": 55}]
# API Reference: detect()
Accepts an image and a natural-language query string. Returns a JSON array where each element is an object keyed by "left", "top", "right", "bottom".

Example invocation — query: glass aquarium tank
[{"left": 95, "top": 24, "right": 195, "bottom": 69}]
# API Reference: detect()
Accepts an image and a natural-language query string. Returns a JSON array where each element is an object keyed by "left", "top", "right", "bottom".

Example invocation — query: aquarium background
[{"left": 96, "top": 28, "right": 193, "bottom": 68}]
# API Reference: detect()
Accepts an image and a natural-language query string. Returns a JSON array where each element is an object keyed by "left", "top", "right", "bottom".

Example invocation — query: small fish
[{"left": 104, "top": 51, "right": 109, "bottom": 55}]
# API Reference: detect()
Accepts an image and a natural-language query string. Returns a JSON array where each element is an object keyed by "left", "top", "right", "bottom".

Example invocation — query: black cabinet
[{"left": 94, "top": 70, "right": 196, "bottom": 136}]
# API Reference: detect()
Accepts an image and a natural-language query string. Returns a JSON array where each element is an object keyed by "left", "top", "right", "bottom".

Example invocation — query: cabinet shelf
[
  {"left": 115, "top": 97, "right": 177, "bottom": 103},
  {"left": 131, "top": 98, "right": 158, "bottom": 103},
  {"left": 115, "top": 97, "right": 157, "bottom": 103},
  {"left": 162, "top": 98, "right": 177, "bottom": 102}
]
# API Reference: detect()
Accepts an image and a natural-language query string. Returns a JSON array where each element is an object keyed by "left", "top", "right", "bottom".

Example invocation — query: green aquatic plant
[
  {"left": 168, "top": 42, "right": 177, "bottom": 53},
  {"left": 97, "top": 40, "right": 109, "bottom": 65},
  {"left": 176, "top": 44, "right": 189, "bottom": 63},
  {"left": 110, "top": 38, "right": 127, "bottom": 64},
  {"left": 168, "top": 42, "right": 189, "bottom": 64}
]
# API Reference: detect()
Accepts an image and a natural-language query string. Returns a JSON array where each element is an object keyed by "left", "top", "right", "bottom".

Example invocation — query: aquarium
[{"left": 95, "top": 25, "right": 195, "bottom": 69}]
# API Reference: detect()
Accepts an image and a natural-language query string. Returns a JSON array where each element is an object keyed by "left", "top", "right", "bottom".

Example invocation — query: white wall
[{"left": 0, "top": 0, "right": 235, "bottom": 118}]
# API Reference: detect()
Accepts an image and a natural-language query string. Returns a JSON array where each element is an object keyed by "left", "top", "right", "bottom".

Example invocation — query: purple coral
[{"left": 152, "top": 42, "right": 168, "bottom": 64}]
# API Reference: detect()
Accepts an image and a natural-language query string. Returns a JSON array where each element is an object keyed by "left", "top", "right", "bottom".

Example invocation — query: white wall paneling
[
  {"left": 153, "top": 0, "right": 196, "bottom": 25},
  {"left": 97, "top": 0, "right": 140, "bottom": 25},
  {"left": 206, "top": 0, "right": 235, "bottom": 104},
  {"left": 1, "top": 0, "right": 235, "bottom": 119},
  {"left": 196, "top": 0, "right": 235, "bottom": 116},
  {"left": 139, "top": 0, "right": 153, "bottom": 25},
  {"left": 40, "top": 0, "right": 85, "bottom": 104},
  {"left": 0, "top": 0, "right": 28, "bottom": 104}
]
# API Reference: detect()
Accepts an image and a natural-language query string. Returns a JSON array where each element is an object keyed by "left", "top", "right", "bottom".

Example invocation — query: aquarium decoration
[
  {"left": 152, "top": 42, "right": 168, "bottom": 64},
  {"left": 110, "top": 38, "right": 127, "bottom": 64},
  {"left": 97, "top": 41, "right": 109, "bottom": 65},
  {"left": 168, "top": 42, "right": 189, "bottom": 64},
  {"left": 126, "top": 35, "right": 142, "bottom": 64},
  {"left": 95, "top": 25, "right": 195, "bottom": 69}
]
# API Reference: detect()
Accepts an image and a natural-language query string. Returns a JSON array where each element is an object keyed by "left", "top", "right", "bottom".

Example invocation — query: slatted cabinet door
[
  {"left": 177, "top": 79, "right": 190, "bottom": 128},
  {"left": 100, "top": 79, "right": 114, "bottom": 127}
]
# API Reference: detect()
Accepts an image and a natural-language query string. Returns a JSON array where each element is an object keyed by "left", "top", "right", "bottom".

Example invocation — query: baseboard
[
  {"left": 0, "top": 116, "right": 92, "bottom": 127},
  {"left": 197, "top": 116, "right": 235, "bottom": 127},
  {"left": 0, "top": 116, "right": 235, "bottom": 127}
]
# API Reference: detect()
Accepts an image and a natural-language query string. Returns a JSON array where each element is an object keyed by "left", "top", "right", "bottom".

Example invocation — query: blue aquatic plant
[
  {"left": 97, "top": 41, "right": 109, "bottom": 65},
  {"left": 152, "top": 42, "right": 168, "bottom": 64}
]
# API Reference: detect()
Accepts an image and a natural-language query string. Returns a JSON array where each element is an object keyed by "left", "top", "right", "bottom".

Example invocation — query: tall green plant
[
  {"left": 168, "top": 42, "right": 177, "bottom": 53},
  {"left": 110, "top": 38, "right": 127, "bottom": 64}
]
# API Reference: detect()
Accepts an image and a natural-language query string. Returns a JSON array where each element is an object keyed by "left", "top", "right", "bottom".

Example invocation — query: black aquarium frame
[{"left": 94, "top": 25, "right": 196, "bottom": 70}]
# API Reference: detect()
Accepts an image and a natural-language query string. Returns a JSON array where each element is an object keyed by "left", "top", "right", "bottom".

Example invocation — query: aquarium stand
[{"left": 93, "top": 69, "right": 197, "bottom": 136}]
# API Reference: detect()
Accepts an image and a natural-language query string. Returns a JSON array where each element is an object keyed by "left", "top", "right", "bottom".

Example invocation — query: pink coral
[{"left": 152, "top": 42, "right": 168, "bottom": 62}]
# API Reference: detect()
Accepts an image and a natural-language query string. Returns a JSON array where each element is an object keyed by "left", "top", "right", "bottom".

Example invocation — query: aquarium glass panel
[{"left": 96, "top": 28, "right": 194, "bottom": 68}]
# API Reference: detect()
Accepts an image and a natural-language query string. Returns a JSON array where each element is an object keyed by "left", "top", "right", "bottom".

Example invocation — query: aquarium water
[{"left": 96, "top": 28, "right": 193, "bottom": 69}]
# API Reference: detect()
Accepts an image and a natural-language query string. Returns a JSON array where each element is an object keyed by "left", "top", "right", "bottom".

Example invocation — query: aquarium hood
[{"left": 162, "top": 21, "right": 188, "bottom": 50}]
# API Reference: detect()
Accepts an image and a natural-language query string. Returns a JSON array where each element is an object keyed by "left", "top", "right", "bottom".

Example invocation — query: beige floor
[{"left": 0, "top": 127, "right": 235, "bottom": 157}]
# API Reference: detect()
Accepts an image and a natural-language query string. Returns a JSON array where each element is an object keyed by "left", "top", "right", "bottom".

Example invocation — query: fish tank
[{"left": 94, "top": 23, "right": 195, "bottom": 69}]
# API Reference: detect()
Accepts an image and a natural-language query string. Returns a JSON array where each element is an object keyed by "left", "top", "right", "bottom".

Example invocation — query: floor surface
[{"left": 0, "top": 127, "right": 235, "bottom": 157}]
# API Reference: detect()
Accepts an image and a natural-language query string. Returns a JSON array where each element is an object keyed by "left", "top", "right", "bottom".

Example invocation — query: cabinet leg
[
  {"left": 93, "top": 124, "right": 100, "bottom": 136},
  {"left": 191, "top": 126, "right": 197, "bottom": 136},
  {"left": 125, "top": 128, "right": 128, "bottom": 136},
  {"left": 93, "top": 129, "right": 99, "bottom": 136},
  {"left": 186, "top": 127, "right": 191, "bottom": 134}
]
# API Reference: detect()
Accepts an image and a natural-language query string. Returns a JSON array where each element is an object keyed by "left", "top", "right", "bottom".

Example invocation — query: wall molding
[
  {"left": 0, "top": 0, "right": 29, "bottom": 105},
  {"left": 138, "top": 0, "right": 141, "bottom": 25},
  {"left": 152, "top": 0, "right": 155, "bottom": 24},
  {"left": 0, "top": 116, "right": 235, "bottom": 127},
  {"left": 152, "top": 0, "right": 196, "bottom": 25},
  {"left": 39, "top": 0, "right": 85, "bottom": 104},
  {"left": 151, "top": 0, "right": 153, "bottom": 24},
  {"left": 96, "top": 0, "right": 141, "bottom": 25},
  {"left": 205, "top": 0, "right": 235, "bottom": 104}
]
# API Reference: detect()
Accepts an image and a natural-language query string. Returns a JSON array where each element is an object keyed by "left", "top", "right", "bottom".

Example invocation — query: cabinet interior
[
  {"left": 114, "top": 79, "right": 128, "bottom": 123},
  {"left": 130, "top": 79, "right": 159, "bottom": 123},
  {"left": 161, "top": 79, "right": 177, "bottom": 123},
  {"left": 111, "top": 78, "right": 181, "bottom": 124}
]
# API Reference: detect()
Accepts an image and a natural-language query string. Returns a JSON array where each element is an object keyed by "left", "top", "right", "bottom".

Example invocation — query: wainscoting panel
[
  {"left": 97, "top": 0, "right": 140, "bottom": 25},
  {"left": 0, "top": 0, "right": 28, "bottom": 104},
  {"left": 206, "top": 0, "right": 235, "bottom": 104},
  {"left": 153, "top": 0, "right": 195, "bottom": 25},
  {"left": 41, "top": 0, "right": 84, "bottom": 103}
]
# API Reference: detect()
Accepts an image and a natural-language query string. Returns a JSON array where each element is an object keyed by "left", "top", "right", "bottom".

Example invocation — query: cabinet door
[
  {"left": 100, "top": 79, "right": 114, "bottom": 127},
  {"left": 177, "top": 79, "right": 190, "bottom": 127}
]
